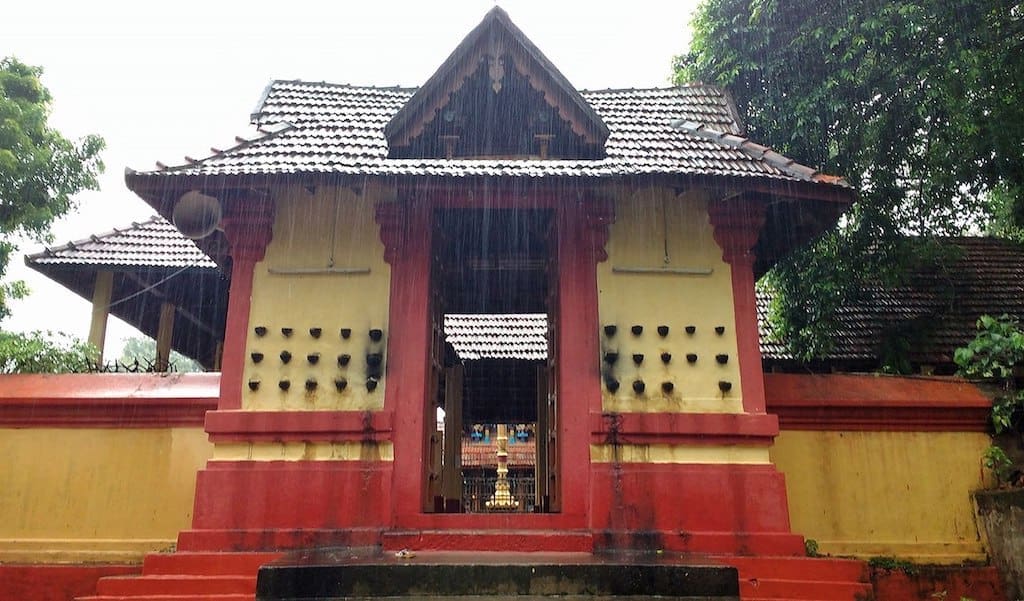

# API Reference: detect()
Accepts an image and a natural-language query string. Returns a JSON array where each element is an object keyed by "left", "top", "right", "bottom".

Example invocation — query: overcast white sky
[{"left": 1, "top": 0, "right": 700, "bottom": 354}]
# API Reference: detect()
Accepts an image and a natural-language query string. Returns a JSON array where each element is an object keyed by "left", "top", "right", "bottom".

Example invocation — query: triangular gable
[{"left": 384, "top": 7, "right": 609, "bottom": 159}]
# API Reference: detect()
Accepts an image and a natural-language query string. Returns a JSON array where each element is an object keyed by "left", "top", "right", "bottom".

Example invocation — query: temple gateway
[{"left": 2, "top": 7, "right": 1004, "bottom": 601}]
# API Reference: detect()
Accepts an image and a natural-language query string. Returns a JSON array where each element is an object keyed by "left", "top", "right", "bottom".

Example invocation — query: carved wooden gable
[{"left": 385, "top": 7, "right": 608, "bottom": 160}]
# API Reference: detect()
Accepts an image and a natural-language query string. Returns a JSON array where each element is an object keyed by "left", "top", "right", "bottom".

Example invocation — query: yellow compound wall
[
  {"left": 773, "top": 429, "right": 992, "bottom": 563},
  {"left": 244, "top": 186, "right": 392, "bottom": 412},
  {"left": 596, "top": 186, "right": 742, "bottom": 414},
  {"left": 0, "top": 427, "right": 211, "bottom": 563}
]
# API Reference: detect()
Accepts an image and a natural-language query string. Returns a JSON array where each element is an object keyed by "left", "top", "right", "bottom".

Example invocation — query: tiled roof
[
  {"left": 25, "top": 217, "right": 226, "bottom": 368},
  {"left": 758, "top": 237, "right": 1024, "bottom": 365},
  {"left": 444, "top": 314, "right": 547, "bottom": 361},
  {"left": 462, "top": 440, "right": 536, "bottom": 468},
  {"left": 127, "top": 82, "right": 847, "bottom": 185},
  {"left": 25, "top": 216, "right": 217, "bottom": 270}
]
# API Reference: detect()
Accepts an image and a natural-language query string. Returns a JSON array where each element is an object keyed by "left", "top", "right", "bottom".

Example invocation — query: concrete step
[{"left": 256, "top": 551, "right": 739, "bottom": 600}]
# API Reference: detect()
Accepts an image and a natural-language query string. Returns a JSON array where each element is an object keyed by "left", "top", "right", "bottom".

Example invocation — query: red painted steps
[
  {"left": 77, "top": 546, "right": 871, "bottom": 601},
  {"left": 97, "top": 575, "right": 253, "bottom": 595},
  {"left": 383, "top": 528, "right": 594, "bottom": 553},
  {"left": 176, "top": 528, "right": 383, "bottom": 552},
  {"left": 721, "top": 556, "right": 873, "bottom": 601},
  {"left": 77, "top": 551, "right": 280, "bottom": 601},
  {"left": 143, "top": 551, "right": 281, "bottom": 575},
  {"left": 79, "top": 596, "right": 250, "bottom": 601}
]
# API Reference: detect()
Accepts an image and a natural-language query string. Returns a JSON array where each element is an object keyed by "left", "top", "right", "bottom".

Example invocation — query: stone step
[
  {"left": 256, "top": 550, "right": 739, "bottom": 600},
  {"left": 320, "top": 597, "right": 729, "bottom": 601}
]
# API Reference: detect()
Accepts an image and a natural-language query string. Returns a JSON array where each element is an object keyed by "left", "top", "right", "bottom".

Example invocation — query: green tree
[
  {"left": 119, "top": 335, "right": 203, "bottom": 372},
  {"left": 954, "top": 315, "right": 1024, "bottom": 486},
  {"left": 0, "top": 329, "right": 96, "bottom": 373},
  {"left": 0, "top": 56, "right": 105, "bottom": 319},
  {"left": 676, "top": 0, "right": 1024, "bottom": 359}
]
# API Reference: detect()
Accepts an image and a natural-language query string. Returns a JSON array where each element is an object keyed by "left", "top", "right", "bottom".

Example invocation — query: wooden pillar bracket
[
  {"left": 707, "top": 198, "right": 766, "bottom": 267},
  {"left": 221, "top": 199, "right": 276, "bottom": 264},
  {"left": 375, "top": 201, "right": 406, "bottom": 265},
  {"left": 583, "top": 197, "right": 615, "bottom": 263}
]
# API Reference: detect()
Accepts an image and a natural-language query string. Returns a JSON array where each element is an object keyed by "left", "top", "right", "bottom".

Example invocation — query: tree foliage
[
  {"left": 0, "top": 329, "right": 96, "bottom": 373},
  {"left": 119, "top": 335, "right": 203, "bottom": 372},
  {"left": 676, "top": 0, "right": 1024, "bottom": 359},
  {"left": 0, "top": 56, "right": 105, "bottom": 319},
  {"left": 954, "top": 315, "right": 1024, "bottom": 486}
]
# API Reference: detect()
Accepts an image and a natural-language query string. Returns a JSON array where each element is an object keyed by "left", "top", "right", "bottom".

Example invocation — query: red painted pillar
[
  {"left": 708, "top": 199, "right": 767, "bottom": 414},
  {"left": 217, "top": 199, "right": 275, "bottom": 411},
  {"left": 553, "top": 197, "right": 610, "bottom": 519},
  {"left": 377, "top": 200, "right": 433, "bottom": 521}
]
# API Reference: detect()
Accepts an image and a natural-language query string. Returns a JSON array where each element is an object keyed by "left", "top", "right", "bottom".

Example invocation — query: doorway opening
[{"left": 427, "top": 208, "right": 558, "bottom": 514}]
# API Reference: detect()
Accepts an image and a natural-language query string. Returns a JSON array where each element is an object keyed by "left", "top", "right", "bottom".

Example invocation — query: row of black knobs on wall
[
  {"left": 251, "top": 352, "right": 382, "bottom": 366},
  {"left": 254, "top": 326, "right": 384, "bottom": 341},
  {"left": 604, "top": 352, "right": 728, "bottom": 365},
  {"left": 248, "top": 377, "right": 379, "bottom": 392},
  {"left": 603, "top": 325, "right": 725, "bottom": 337},
  {"left": 605, "top": 379, "right": 732, "bottom": 394}
]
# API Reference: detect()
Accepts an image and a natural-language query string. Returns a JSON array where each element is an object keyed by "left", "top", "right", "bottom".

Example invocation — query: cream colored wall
[
  {"left": 212, "top": 440, "right": 393, "bottom": 462},
  {"left": 596, "top": 186, "right": 741, "bottom": 414},
  {"left": 0, "top": 427, "right": 211, "bottom": 563},
  {"left": 244, "top": 186, "right": 392, "bottom": 411},
  {"left": 590, "top": 443, "right": 769, "bottom": 464},
  {"left": 772, "top": 430, "right": 992, "bottom": 563}
]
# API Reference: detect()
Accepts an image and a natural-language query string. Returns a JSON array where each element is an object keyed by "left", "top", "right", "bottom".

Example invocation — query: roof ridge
[
  {"left": 126, "top": 121, "right": 296, "bottom": 176},
  {"left": 670, "top": 120, "right": 850, "bottom": 187},
  {"left": 259, "top": 80, "right": 726, "bottom": 97},
  {"left": 265, "top": 81, "right": 730, "bottom": 94},
  {"left": 266, "top": 79, "right": 419, "bottom": 92},
  {"left": 580, "top": 82, "right": 725, "bottom": 94}
]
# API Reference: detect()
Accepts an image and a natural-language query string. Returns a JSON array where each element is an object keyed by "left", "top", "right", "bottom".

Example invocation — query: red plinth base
[
  {"left": 0, "top": 564, "right": 138, "bottom": 601},
  {"left": 189, "top": 458, "right": 801, "bottom": 557},
  {"left": 192, "top": 460, "right": 393, "bottom": 531},
  {"left": 590, "top": 462, "right": 804, "bottom": 555}
]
